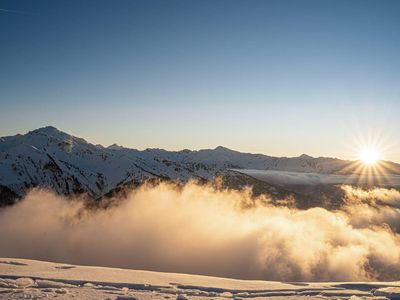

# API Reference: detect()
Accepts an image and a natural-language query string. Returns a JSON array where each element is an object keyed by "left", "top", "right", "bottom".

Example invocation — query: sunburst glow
[{"left": 359, "top": 147, "right": 381, "bottom": 165}]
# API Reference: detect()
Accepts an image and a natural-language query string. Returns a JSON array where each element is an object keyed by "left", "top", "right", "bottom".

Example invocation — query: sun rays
[{"left": 339, "top": 129, "right": 400, "bottom": 186}]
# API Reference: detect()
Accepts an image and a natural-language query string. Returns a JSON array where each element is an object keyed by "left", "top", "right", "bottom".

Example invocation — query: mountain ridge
[{"left": 1, "top": 126, "right": 399, "bottom": 205}]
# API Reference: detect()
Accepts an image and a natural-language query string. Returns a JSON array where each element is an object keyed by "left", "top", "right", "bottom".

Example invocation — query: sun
[{"left": 359, "top": 146, "right": 381, "bottom": 165}]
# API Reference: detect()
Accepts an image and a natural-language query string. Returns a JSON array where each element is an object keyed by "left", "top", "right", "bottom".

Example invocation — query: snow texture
[{"left": 0, "top": 258, "right": 398, "bottom": 299}]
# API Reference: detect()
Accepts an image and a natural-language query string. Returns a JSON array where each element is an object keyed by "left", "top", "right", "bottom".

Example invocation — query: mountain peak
[
  {"left": 29, "top": 126, "right": 60, "bottom": 135},
  {"left": 108, "top": 144, "right": 124, "bottom": 150},
  {"left": 299, "top": 154, "right": 313, "bottom": 159},
  {"left": 214, "top": 146, "right": 233, "bottom": 152},
  {"left": 26, "top": 126, "right": 75, "bottom": 142}
]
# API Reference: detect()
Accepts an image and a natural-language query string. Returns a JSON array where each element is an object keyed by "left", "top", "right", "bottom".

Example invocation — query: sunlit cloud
[{"left": 1, "top": 182, "right": 400, "bottom": 281}]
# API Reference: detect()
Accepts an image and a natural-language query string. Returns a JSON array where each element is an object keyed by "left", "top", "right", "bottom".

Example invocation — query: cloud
[
  {"left": 341, "top": 185, "right": 400, "bottom": 233},
  {"left": 342, "top": 185, "right": 400, "bottom": 207},
  {"left": 0, "top": 8, "right": 31, "bottom": 15},
  {"left": 1, "top": 182, "right": 400, "bottom": 282},
  {"left": 236, "top": 169, "right": 400, "bottom": 186}
]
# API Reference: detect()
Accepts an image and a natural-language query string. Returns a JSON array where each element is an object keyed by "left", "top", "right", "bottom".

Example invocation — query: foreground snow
[{"left": 0, "top": 258, "right": 400, "bottom": 299}]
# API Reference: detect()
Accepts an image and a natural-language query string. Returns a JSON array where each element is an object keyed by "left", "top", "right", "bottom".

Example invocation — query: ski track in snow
[{"left": 0, "top": 258, "right": 400, "bottom": 299}]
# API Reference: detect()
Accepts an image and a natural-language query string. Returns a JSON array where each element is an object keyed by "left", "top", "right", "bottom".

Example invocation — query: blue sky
[{"left": 1, "top": 0, "right": 400, "bottom": 161}]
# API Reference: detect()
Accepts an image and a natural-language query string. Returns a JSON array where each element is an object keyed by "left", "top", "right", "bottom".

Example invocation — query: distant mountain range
[{"left": 1, "top": 126, "right": 399, "bottom": 206}]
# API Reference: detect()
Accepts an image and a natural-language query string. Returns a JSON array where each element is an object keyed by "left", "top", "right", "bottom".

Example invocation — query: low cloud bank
[
  {"left": 237, "top": 169, "right": 400, "bottom": 186},
  {"left": 1, "top": 182, "right": 400, "bottom": 281}
]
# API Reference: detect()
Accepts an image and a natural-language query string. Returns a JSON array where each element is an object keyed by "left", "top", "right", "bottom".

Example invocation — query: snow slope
[
  {"left": 1, "top": 126, "right": 399, "bottom": 201},
  {"left": 0, "top": 258, "right": 399, "bottom": 299}
]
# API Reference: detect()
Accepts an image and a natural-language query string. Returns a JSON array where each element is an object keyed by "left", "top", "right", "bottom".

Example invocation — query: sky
[{"left": 1, "top": 0, "right": 400, "bottom": 162}]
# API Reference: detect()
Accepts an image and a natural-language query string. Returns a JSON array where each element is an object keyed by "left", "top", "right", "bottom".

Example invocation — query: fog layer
[{"left": 1, "top": 182, "right": 400, "bottom": 281}]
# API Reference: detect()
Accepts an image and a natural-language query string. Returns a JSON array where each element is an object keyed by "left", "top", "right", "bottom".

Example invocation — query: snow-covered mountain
[{"left": 0, "top": 126, "right": 399, "bottom": 203}]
